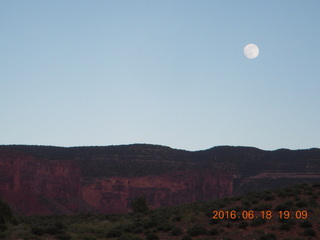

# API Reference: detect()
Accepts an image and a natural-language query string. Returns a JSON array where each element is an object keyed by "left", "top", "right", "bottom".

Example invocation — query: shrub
[
  {"left": 56, "top": 233, "right": 71, "bottom": 240},
  {"left": 238, "top": 221, "right": 248, "bottom": 229},
  {"left": 131, "top": 196, "right": 149, "bottom": 213},
  {"left": 250, "top": 218, "right": 266, "bottom": 227},
  {"left": 279, "top": 223, "right": 291, "bottom": 231},
  {"left": 259, "top": 233, "right": 277, "bottom": 240},
  {"left": 299, "top": 220, "right": 312, "bottom": 228},
  {"left": 145, "top": 233, "right": 159, "bottom": 240},
  {"left": 303, "top": 228, "right": 316, "bottom": 236},
  {"left": 295, "top": 200, "right": 308, "bottom": 208},
  {"left": 274, "top": 203, "right": 291, "bottom": 211},
  {"left": 181, "top": 236, "right": 192, "bottom": 240},
  {"left": 132, "top": 227, "right": 143, "bottom": 234},
  {"left": 0, "top": 224, "right": 7, "bottom": 232},
  {"left": 31, "top": 227, "right": 45, "bottom": 236},
  {"left": 44, "top": 226, "right": 61, "bottom": 235},
  {"left": 106, "top": 228, "right": 122, "bottom": 238},
  {"left": 187, "top": 226, "right": 207, "bottom": 236},
  {"left": 0, "top": 199, "right": 13, "bottom": 224},
  {"left": 208, "top": 228, "right": 219, "bottom": 235},
  {"left": 171, "top": 227, "right": 183, "bottom": 236},
  {"left": 118, "top": 233, "right": 142, "bottom": 240}
]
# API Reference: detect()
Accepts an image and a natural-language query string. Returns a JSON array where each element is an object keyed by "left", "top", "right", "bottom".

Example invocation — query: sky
[{"left": 1, "top": 1, "right": 319, "bottom": 151}]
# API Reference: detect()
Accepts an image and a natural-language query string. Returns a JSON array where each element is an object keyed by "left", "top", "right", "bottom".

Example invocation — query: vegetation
[{"left": 2, "top": 182, "right": 320, "bottom": 239}]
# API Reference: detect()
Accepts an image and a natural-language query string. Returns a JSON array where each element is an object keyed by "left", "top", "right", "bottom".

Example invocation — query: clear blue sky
[{"left": 1, "top": 1, "right": 319, "bottom": 151}]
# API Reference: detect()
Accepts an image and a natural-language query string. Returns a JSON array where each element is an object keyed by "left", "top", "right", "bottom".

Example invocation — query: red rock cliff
[
  {"left": 0, "top": 150, "right": 82, "bottom": 215},
  {"left": 82, "top": 170, "right": 233, "bottom": 213},
  {"left": 0, "top": 149, "right": 233, "bottom": 215}
]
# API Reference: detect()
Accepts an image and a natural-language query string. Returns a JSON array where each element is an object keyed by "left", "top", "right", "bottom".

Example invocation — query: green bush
[
  {"left": 31, "top": 226, "right": 45, "bottom": 236},
  {"left": 299, "top": 220, "right": 312, "bottom": 228},
  {"left": 0, "top": 224, "right": 7, "bottom": 232},
  {"left": 238, "top": 221, "right": 248, "bottom": 229},
  {"left": 56, "top": 233, "right": 71, "bottom": 240},
  {"left": 171, "top": 226, "right": 183, "bottom": 236},
  {"left": 279, "top": 222, "right": 291, "bottom": 231},
  {"left": 44, "top": 225, "right": 61, "bottom": 235},
  {"left": 145, "top": 233, "right": 159, "bottom": 240},
  {"left": 118, "top": 233, "right": 142, "bottom": 240},
  {"left": 0, "top": 199, "right": 13, "bottom": 224},
  {"left": 181, "top": 236, "right": 192, "bottom": 240},
  {"left": 187, "top": 226, "right": 207, "bottom": 236},
  {"left": 259, "top": 233, "right": 277, "bottom": 240},
  {"left": 131, "top": 196, "right": 149, "bottom": 213},
  {"left": 208, "top": 228, "right": 219, "bottom": 235},
  {"left": 106, "top": 228, "right": 122, "bottom": 238},
  {"left": 303, "top": 228, "right": 316, "bottom": 236},
  {"left": 250, "top": 218, "right": 266, "bottom": 227}
]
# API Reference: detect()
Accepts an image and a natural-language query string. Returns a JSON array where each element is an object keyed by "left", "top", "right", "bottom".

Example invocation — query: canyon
[{"left": 0, "top": 145, "right": 320, "bottom": 215}]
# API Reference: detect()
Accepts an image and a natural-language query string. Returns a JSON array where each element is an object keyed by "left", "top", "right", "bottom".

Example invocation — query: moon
[{"left": 244, "top": 44, "right": 259, "bottom": 59}]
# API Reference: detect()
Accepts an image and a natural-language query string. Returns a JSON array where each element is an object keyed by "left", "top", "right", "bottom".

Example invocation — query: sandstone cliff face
[
  {"left": 0, "top": 149, "right": 232, "bottom": 215},
  {"left": 0, "top": 149, "right": 82, "bottom": 215},
  {"left": 82, "top": 170, "right": 233, "bottom": 213}
]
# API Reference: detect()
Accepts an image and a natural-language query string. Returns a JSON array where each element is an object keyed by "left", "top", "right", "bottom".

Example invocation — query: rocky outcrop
[
  {"left": 1, "top": 145, "right": 320, "bottom": 215},
  {"left": 82, "top": 170, "right": 232, "bottom": 213},
  {"left": 0, "top": 148, "right": 232, "bottom": 215},
  {"left": 0, "top": 149, "right": 83, "bottom": 215}
]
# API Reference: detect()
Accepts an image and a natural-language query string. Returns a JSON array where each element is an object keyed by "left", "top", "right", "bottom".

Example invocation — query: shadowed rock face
[
  {"left": 1, "top": 145, "right": 320, "bottom": 215},
  {"left": 0, "top": 148, "right": 232, "bottom": 215},
  {"left": 82, "top": 170, "right": 232, "bottom": 213},
  {"left": 0, "top": 150, "right": 82, "bottom": 215}
]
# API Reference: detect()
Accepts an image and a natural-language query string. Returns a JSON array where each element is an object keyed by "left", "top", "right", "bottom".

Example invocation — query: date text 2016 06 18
[{"left": 212, "top": 210, "right": 308, "bottom": 220}]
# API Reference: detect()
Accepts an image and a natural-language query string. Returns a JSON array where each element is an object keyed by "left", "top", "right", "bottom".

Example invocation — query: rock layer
[{"left": 0, "top": 149, "right": 232, "bottom": 215}]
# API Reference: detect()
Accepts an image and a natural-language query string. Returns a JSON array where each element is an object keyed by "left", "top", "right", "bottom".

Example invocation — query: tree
[
  {"left": 130, "top": 196, "right": 149, "bottom": 213},
  {"left": 0, "top": 198, "right": 13, "bottom": 224}
]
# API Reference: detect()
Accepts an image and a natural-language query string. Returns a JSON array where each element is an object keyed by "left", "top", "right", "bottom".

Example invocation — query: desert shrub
[
  {"left": 279, "top": 222, "right": 291, "bottom": 231},
  {"left": 253, "top": 204, "right": 272, "bottom": 211},
  {"left": 0, "top": 199, "right": 13, "bottom": 224},
  {"left": 299, "top": 220, "right": 312, "bottom": 228},
  {"left": 0, "top": 232, "right": 7, "bottom": 239},
  {"left": 274, "top": 203, "right": 291, "bottom": 211},
  {"left": 171, "top": 226, "right": 183, "bottom": 236},
  {"left": 0, "top": 224, "right": 7, "bottom": 232},
  {"left": 238, "top": 221, "right": 248, "bottom": 229},
  {"left": 259, "top": 233, "right": 277, "bottom": 240},
  {"left": 82, "top": 236, "right": 96, "bottom": 240},
  {"left": 132, "top": 227, "right": 143, "bottom": 234},
  {"left": 44, "top": 225, "right": 61, "bottom": 235},
  {"left": 181, "top": 236, "right": 192, "bottom": 240},
  {"left": 303, "top": 228, "right": 316, "bottom": 236},
  {"left": 145, "top": 233, "right": 159, "bottom": 240},
  {"left": 157, "top": 221, "right": 172, "bottom": 232},
  {"left": 295, "top": 200, "right": 308, "bottom": 208},
  {"left": 250, "top": 218, "right": 266, "bottom": 227},
  {"left": 106, "top": 228, "right": 122, "bottom": 238},
  {"left": 242, "top": 200, "right": 251, "bottom": 207},
  {"left": 118, "top": 233, "right": 142, "bottom": 240},
  {"left": 187, "top": 226, "right": 207, "bottom": 236},
  {"left": 208, "top": 228, "right": 219, "bottom": 235},
  {"left": 251, "top": 198, "right": 259, "bottom": 204},
  {"left": 131, "top": 196, "right": 149, "bottom": 213},
  {"left": 56, "top": 233, "right": 71, "bottom": 240},
  {"left": 55, "top": 221, "right": 66, "bottom": 230},
  {"left": 172, "top": 214, "right": 182, "bottom": 222},
  {"left": 263, "top": 194, "right": 275, "bottom": 201},
  {"left": 31, "top": 226, "right": 45, "bottom": 236}
]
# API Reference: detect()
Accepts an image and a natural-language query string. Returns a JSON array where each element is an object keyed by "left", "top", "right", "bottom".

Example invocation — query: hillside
[
  {"left": 0, "top": 144, "right": 320, "bottom": 215},
  {"left": 1, "top": 182, "right": 320, "bottom": 240}
]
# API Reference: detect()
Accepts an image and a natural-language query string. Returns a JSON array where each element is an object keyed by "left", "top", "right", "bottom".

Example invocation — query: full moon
[{"left": 244, "top": 44, "right": 259, "bottom": 59}]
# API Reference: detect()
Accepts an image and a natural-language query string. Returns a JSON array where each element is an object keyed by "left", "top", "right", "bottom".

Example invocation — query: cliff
[{"left": 1, "top": 145, "right": 320, "bottom": 215}]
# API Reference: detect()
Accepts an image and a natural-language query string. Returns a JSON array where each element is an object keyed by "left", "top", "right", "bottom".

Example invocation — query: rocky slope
[{"left": 0, "top": 144, "right": 320, "bottom": 215}]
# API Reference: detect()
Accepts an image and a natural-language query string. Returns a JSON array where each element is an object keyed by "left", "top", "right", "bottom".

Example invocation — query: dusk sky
[{"left": 1, "top": 1, "right": 319, "bottom": 151}]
